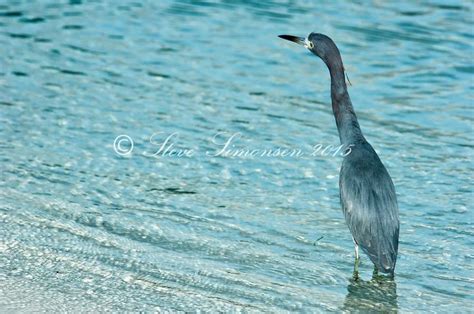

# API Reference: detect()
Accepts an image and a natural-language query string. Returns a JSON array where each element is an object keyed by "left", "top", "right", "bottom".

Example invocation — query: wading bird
[{"left": 279, "top": 33, "right": 399, "bottom": 277}]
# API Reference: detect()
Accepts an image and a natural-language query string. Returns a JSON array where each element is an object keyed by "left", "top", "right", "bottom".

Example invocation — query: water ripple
[{"left": 0, "top": 0, "right": 472, "bottom": 311}]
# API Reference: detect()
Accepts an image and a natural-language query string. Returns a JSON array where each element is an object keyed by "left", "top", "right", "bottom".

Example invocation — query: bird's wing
[{"left": 339, "top": 147, "right": 399, "bottom": 273}]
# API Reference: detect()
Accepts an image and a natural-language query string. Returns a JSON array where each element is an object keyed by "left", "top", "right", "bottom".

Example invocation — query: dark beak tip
[
  {"left": 278, "top": 34, "right": 305, "bottom": 45},
  {"left": 278, "top": 34, "right": 293, "bottom": 40}
]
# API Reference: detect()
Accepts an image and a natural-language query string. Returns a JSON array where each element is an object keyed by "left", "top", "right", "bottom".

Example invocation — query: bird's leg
[
  {"left": 352, "top": 255, "right": 360, "bottom": 281},
  {"left": 352, "top": 237, "right": 360, "bottom": 260},
  {"left": 352, "top": 238, "right": 360, "bottom": 280},
  {"left": 373, "top": 266, "right": 379, "bottom": 277}
]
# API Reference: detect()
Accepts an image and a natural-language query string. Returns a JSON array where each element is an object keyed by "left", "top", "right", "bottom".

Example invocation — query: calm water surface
[{"left": 1, "top": 0, "right": 473, "bottom": 312}]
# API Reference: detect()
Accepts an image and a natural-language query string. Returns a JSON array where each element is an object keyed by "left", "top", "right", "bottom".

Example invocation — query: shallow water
[{"left": 1, "top": 0, "right": 473, "bottom": 312}]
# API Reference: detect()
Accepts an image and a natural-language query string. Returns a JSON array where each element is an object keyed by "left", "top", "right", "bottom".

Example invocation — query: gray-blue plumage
[
  {"left": 340, "top": 141, "right": 399, "bottom": 274},
  {"left": 279, "top": 33, "right": 400, "bottom": 275}
]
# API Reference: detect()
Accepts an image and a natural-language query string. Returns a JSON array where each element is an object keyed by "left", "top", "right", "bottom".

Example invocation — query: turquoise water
[{"left": 1, "top": 0, "right": 473, "bottom": 312}]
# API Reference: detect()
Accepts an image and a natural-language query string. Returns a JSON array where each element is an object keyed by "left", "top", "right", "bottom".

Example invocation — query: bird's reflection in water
[{"left": 343, "top": 272, "right": 398, "bottom": 313}]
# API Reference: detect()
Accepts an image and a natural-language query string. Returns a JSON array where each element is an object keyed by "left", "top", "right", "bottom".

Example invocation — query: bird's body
[
  {"left": 340, "top": 141, "right": 399, "bottom": 274},
  {"left": 279, "top": 33, "right": 399, "bottom": 275}
]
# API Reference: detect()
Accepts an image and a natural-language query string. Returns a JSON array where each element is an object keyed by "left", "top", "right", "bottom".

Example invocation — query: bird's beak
[{"left": 279, "top": 35, "right": 306, "bottom": 46}]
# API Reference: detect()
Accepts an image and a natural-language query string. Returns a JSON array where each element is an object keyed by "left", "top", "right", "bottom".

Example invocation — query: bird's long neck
[{"left": 327, "top": 58, "right": 365, "bottom": 145}]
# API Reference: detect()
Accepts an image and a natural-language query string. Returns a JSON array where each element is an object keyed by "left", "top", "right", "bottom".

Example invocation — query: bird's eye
[{"left": 308, "top": 42, "right": 314, "bottom": 49}]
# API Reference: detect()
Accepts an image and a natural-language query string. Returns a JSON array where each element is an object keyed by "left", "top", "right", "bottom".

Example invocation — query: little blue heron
[{"left": 279, "top": 33, "right": 399, "bottom": 277}]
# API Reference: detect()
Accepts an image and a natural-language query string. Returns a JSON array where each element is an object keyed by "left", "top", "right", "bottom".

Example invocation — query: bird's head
[{"left": 279, "top": 33, "right": 342, "bottom": 67}]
